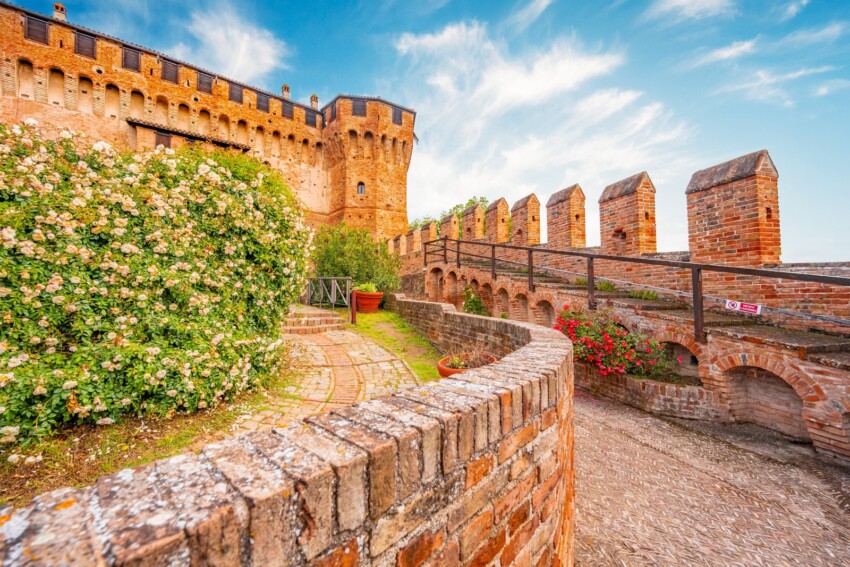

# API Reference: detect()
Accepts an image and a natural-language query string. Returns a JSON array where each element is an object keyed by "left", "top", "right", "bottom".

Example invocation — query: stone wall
[{"left": 0, "top": 296, "right": 575, "bottom": 566}]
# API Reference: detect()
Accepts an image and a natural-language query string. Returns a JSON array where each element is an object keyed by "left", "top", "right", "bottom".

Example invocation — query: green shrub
[
  {"left": 574, "top": 277, "right": 587, "bottom": 286},
  {"left": 354, "top": 282, "right": 378, "bottom": 293},
  {"left": 0, "top": 121, "right": 311, "bottom": 442},
  {"left": 627, "top": 289, "right": 659, "bottom": 300},
  {"left": 313, "top": 224, "right": 400, "bottom": 292},
  {"left": 461, "top": 288, "right": 488, "bottom": 316},
  {"left": 596, "top": 280, "right": 618, "bottom": 292}
]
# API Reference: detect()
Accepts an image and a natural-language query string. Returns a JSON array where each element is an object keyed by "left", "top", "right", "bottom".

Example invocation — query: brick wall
[
  {"left": 546, "top": 185, "right": 586, "bottom": 250},
  {"left": 599, "top": 172, "right": 656, "bottom": 256},
  {"left": 461, "top": 204, "right": 485, "bottom": 241},
  {"left": 486, "top": 198, "right": 511, "bottom": 243},
  {"left": 0, "top": 296, "right": 575, "bottom": 566},
  {"left": 510, "top": 194, "right": 541, "bottom": 247}
]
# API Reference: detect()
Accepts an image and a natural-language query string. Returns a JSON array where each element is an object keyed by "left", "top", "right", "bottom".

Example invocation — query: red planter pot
[
  {"left": 437, "top": 353, "right": 497, "bottom": 378},
  {"left": 355, "top": 291, "right": 383, "bottom": 313}
]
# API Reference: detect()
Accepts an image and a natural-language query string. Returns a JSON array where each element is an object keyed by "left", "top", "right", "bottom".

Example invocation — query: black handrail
[{"left": 423, "top": 236, "right": 850, "bottom": 342}]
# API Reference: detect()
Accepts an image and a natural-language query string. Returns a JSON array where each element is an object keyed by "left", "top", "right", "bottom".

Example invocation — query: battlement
[{"left": 0, "top": 1, "right": 414, "bottom": 240}]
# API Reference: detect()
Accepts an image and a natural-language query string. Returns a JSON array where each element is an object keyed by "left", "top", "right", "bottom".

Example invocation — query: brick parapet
[
  {"left": 0, "top": 296, "right": 575, "bottom": 566},
  {"left": 510, "top": 194, "right": 541, "bottom": 247},
  {"left": 485, "top": 198, "right": 511, "bottom": 243},
  {"left": 461, "top": 204, "right": 485, "bottom": 241}
]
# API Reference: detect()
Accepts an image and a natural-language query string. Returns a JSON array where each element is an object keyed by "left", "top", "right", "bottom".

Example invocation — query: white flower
[
  {"left": 156, "top": 369, "right": 167, "bottom": 379},
  {"left": 23, "top": 117, "right": 38, "bottom": 126},
  {"left": 33, "top": 385, "right": 47, "bottom": 396},
  {"left": 7, "top": 454, "right": 21, "bottom": 463},
  {"left": 1, "top": 426, "right": 20, "bottom": 437},
  {"left": 166, "top": 389, "right": 178, "bottom": 397},
  {"left": 0, "top": 287, "right": 11, "bottom": 298},
  {"left": 62, "top": 380, "right": 78, "bottom": 390},
  {"left": 96, "top": 417, "right": 114, "bottom": 426}
]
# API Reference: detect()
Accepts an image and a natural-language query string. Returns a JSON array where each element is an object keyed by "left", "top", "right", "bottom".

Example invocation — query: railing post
[
  {"left": 456, "top": 240, "right": 461, "bottom": 269},
  {"left": 351, "top": 290, "right": 357, "bottom": 325},
  {"left": 491, "top": 245, "right": 497, "bottom": 281},
  {"left": 587, "top": 257, "right": 596, "bottom": 310},
  {"left": 423, "top": 241, "right": 428, "bottom": 267},
  {"left": 692, "top": 267, "right": 705, "bottom": 343},
  {"left": 443, "top": 236, "right": 448, "bottom": 264},
  {"left": 528, "top": 249, "right": 535, "bottom": 292}
]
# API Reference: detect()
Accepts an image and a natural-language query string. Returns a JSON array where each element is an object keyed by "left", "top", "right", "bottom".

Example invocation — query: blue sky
[{"left": 19, "top": 0, "right": 850, "bottom": 261}]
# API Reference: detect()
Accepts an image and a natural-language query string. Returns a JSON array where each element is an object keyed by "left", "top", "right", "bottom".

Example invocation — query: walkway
[
  {"left": 575, "top": 390, "right": 850, "bottom": 566},
  {"left": 231, "top": 324, "right": 420, "bottom": 434}
]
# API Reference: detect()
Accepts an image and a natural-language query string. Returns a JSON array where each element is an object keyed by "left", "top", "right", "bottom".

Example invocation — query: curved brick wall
[{"left": 0, "top": 296, "right": 575, "bottom": 566}]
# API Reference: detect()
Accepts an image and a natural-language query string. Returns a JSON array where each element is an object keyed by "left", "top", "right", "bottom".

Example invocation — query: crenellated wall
[{"left": 0, "top": 296, "right": 575, "bottom": 566}]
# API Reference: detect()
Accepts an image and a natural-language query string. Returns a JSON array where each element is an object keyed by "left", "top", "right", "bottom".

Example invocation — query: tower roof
[
  {"left": 599, "top": 172, "right": 654, "bottom": 203},
  {"left": 686, "top": 150, "right": 776, "bottom": 194}
]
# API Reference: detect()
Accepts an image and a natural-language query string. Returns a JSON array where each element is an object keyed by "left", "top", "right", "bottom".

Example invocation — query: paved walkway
[
  {"left": 231, "top": 328, "right": 420, "bottom": 434},
  {"left": 575, "top": 389, "right": 850, "bottom": 566}
]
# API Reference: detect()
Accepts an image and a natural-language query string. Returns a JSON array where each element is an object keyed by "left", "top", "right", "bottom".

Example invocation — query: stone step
[
  {"left": 806, "top": 351, "right": 850, "bottom": 371},
  {"left": 284, "top": 316, "right": 343, "bottom": 326},
  {"left": 710, "top": 325, "right": 850, "bottom": 356},
  {"left": 281, "top": 323, "right": 346, "bottom": 335}
]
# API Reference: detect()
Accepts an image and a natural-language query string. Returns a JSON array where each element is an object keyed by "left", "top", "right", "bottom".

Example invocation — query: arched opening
[
  {"left": 514, "top": 294, "right": 529, "bottom": 322},
  {"left": 357, "top": 182, "right": 366, "bottom": 195},
  {"left": 315, "top": 142, "right": 323, "bottom": 168},
  {"left": 77, "top": 77, "right": 94, "bottom": 114},
  {"left": 496, "top": 289, "right": 510, "bottom": 318},
  {"left": 726, "top": 366, "right": 810, "bottom": 442},
  {"left": 177, "top": 103, "right": 190, "bottom": 130},
  {"left": 197, "top": 109, "right": 211, "bottom": 135},
  {"left": 218, "top": 115, "right": 230, "bottom": 139},
  {"left": 663, "top": 342, "right": 701, "bottom": 386},
  {"left": 154, "top": 95, "right": 168, "bottom": 124},
  {"left": 381, "top": 134, "right": 388, "bottom": 160},
  {"left": 104, "top": 84, "right": 120, "bottom": 118},
  {"left": 16, "top": 60, "right": 35, "bottom": 99},
  {"left": 402, "top": 140, "right": 407, "bottom": 162},
  {"left": 446, "top": 272, "right": 459, "bottom": 307},
  {"left": 480, "top": 283, "right": 494, "bottom": 314},
  {"left": 236, "top": 120, "right": 248, "bottom": 145},
  {"left": 392, "top": 138, "right": 398, "bottom": 162},
  {"left": 301, "top": 139, "right": 309, "bottom": 162},
  {"left": 271, "top": 131, "right": 281, "bottom": 157},
  {"left": 286, "top": 134, "right": 296, "bottom": 158},
  {"left": 363, "top": 131, "right": 374, "bottom": 159},
  {"left": 129, "top": 90, "right": 144, "bottom": 119},
  {"left": 255, "top": 126, "right": 265, "bottom": 154},
  {"left": 48, "top": 68, "right": 65, "bottom": 106},
  {"left": 349, "top": 130, "right": 359, "bottom": 157},
  {"left": 428, "top": 268, "right": 444, "bottom": 302},
  {"left": 534, "top": 300, "right": 556, "bottom": 328}
]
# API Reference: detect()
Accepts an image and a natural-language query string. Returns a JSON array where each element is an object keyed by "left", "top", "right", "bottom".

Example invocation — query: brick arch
[
  {"left": 427, "top": 267, "right": 444, "bottom": 303},
  {"left": 652, "top": 331, "right": 705, "bottom": 361},
  {"left": 495, "top": 287, "right": 511, "bottom": 317},
  {"left": 513, "top": 293, "right": 530, "bottom": 322},
  {"left": 714, "top": 353, "right": 823, "bottom": 403},
  {"left": 446, "top": 271, "right": 459, "bottom": 307}
]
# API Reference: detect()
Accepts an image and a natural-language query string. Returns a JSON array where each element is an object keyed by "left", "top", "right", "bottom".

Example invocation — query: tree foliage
[
  {"left": 409, "top": 196, "right": 489, "bottom": 232},
  {"left": 312, "top": 224, "right": 400, "bottom": 293}
]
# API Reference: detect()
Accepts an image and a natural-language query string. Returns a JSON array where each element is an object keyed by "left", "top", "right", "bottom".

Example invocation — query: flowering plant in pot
[
  {"left": 354, "top": 282, "right": 383, "bottom": 313},
  {"left": 437, "top": 348, "right": 497, "bottom": 378}
]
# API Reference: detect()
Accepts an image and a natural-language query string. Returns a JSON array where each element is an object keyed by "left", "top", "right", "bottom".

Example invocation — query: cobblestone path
[
  {"left": 575, "top": 389, "right": 850, "bottom": 566},
  {"left": 231, "top": 328, "right": 420, "bottom": 434}
]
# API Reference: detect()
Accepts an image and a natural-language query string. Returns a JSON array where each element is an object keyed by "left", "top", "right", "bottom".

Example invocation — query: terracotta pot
[
  {"left": 355, "top": 291, "right": 383, "bottom": 313},
  {"left": 437, "top": 353, "right": 497, "bottom": 378}
]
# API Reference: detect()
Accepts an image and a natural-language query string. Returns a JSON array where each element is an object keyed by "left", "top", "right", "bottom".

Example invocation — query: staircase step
[
  {"left": 710, "top": 325, "right": 850, "bottom": 355},
  {"left": 281, "top": 323, "right": 345, "bottom": 335}
]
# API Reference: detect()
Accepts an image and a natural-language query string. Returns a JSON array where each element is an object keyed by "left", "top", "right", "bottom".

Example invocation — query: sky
[{"left": 18, "top": 0, "right": 850, "bottom": 262}]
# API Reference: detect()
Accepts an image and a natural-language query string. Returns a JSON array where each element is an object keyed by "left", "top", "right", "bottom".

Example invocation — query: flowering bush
[
  {"left": 554, "top": 307, "right": 672, "bottom": 379},
  {"left": 0, "top": 121, "right": 311, "bottom": 443}
]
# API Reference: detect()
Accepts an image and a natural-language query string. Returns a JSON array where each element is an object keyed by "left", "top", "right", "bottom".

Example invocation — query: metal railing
[
  {"left": 305, "top": 277, "right": 352, "bottom": 308},
  {"left": 423, "top": 236, "right": 850, "bottom": 342}
]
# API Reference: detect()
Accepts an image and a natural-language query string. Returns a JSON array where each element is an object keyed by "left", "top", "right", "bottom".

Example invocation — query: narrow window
[
  {"left": 352, "top": 99, "right": 366, "bottom": 116},
  {"left": 392, "top": 107, "right": 403, "bottom": 125},
  {"left": 77, "top": 77, "right": 93, "bottom": 114},
  {"left": 161, "top": 60, "right": 179, "bottom": 84},
  {"left": 282, "top": 100, "right": 294, "bottom": 119},
  {"left": 122, "top": 47, "right": 141, "bottom": 72},
  {"left": 305, "top": 109, "right": 318, "bottom": 127},
  {"left": 229, "top": 83, "right": 243, "bottom": 103},
  {"left": 48, "top": 69, "right": 64, "bottom": 106},
  {"left": 330, "top": 103, "right": 337, "bottom": 122},
  {"left": 197, "top": 72, "right": 213, "bottom": 94},
  {"left": 25, "top": 16, "right": 49, "bottom": 45},
  {"left": 105, "top": 84, "right": 120, "bottom": 118},
  {"left": 155, "top": 132, "right": 172, "bottom": 148},
  {"left": 256, "top": 92, "right": 270, "bottom": 112},
  {"left": 75, "top": 32, "right": 96, "bottom": 59},
  {"left": 357, "top": 182, "right": 365, "bottom": 195}
]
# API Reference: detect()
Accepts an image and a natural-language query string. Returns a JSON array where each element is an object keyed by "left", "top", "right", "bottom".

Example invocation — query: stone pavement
[
  {"left": 575, "top": 389, "right": 850, "bottom": 566},
  {"left": 231, "top": 327, "right": 420, "bottom": 434}
]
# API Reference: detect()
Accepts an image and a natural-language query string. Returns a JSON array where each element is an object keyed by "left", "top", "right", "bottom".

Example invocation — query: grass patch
[
  {"left": 595, "top": 280, "right": 618, "bottom": 292},
  {"left": 627, "top": 289, "right": 659, "bottom": 300},
  {"left": 349, "top": 311, "right": 442, "bottom": 383},
  {"left": 0, "top": 362, "right": 300, "bottom": 508}
]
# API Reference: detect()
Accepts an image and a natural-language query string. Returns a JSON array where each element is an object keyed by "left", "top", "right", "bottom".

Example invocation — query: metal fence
[{"left": 305, "top": 277, "right": 352, "bottom": 308}]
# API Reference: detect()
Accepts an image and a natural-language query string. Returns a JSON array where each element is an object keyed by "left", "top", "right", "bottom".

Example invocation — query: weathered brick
[
  {"left": 397, "top": 528, "right": 445, "bottom": 567},
  {"left": 399, "top": 388, "right": 475, "bottom": 462},
  {"left": 439, "top": 379, "right": 502, "bottom": 444},
  {"left": 498, "top": 421, "right": 539, "bottom": 464},
  {"left": 426, "top": 540, "right": 459, "bottom": 567},
  {"left": 447, "top": 468, "right": 508, "bottom": 533},
  {"left": 467, "top": 528, "right": 506, "bottom": 567},
  {"left": 508, "top": 502, "right": 530, "bottom": 536},
  {"left": 311, "top": 537, "right": 359, "bottom": 567},
  {"left": 465, "top": 454, "right": 493, "bottom": 489},
  {"left": 494, "top": 470, "right": 537, "bottom": 524},
  {"left": 500, "top": 515, "right": 539, "bottom": 566},
  {"left": 388, "top": 396, "right": 459, "bottom": 474},
  {"left": 460, "top": 509, "right": 493, "bottom": 560}
]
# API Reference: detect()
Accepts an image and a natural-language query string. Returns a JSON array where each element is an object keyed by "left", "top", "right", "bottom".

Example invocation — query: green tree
[
  {"left": 409, "top": 196, "right": 489, "bottom": 232},
  {"left": 312, "top": 224, "right": 401, "bottom": 293}
]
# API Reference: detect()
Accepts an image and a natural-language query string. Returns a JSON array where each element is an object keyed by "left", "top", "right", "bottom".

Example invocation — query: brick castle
[{"left": 0, "top": 1, "right": 414, "bottom": 240}]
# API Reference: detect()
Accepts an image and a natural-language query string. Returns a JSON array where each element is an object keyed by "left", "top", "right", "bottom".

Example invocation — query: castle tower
[{"left": 321, "top": 96, "right": 415, "bottom": 241}]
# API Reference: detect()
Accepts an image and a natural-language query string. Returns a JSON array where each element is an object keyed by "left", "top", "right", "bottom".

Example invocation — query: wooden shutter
[
  {"left": 393, "top": 107, "right": 403, "bottom": 125},
  {"left": 162, "top": 60, "right": 179, "bottom": 83},
  {"left": 75, "top": 32, "right": 96, "bottom": 58},
  {"left": 25, "top": 17, "right": 49, "bottom": 45},
  {"left": 282, "top": 101, "right": 294, "bottom": 119},
  {"left": 305, "top": 110, "right": 317, "bottom": 127},
  {"left": 122, "top": 47, "right": 141, "bottom": 72},
  {"left": 352, "top": 99, "right": 366, "bottom": 116},
  {"left": 257, "top": 93, "right": 270, "bottom": 112},
  {"left": 155, "top": 132, "right": 171, "bottom": 148},
  {"left": 197, "top": 72, "right": 213, "bottom": 94},
  {"left": 229, "top": 83, "right": 243, "bottom": 103}
]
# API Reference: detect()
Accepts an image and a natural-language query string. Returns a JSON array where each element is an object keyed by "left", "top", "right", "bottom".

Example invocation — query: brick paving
[
  {"left": 575, "top": 389, "right": 850, "bottom": 566},
  {"left": 231, "top": 326, "right": 420, "bottom": 434}
]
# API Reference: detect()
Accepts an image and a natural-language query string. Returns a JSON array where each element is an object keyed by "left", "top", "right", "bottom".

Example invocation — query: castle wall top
[
  {"left": 547, "top": 184, "right": 584, "bottom": 207},
  {"left": 486, "top": 197, "right": 509, "bottom": 213},
  {"left": 511, "top": 193, "right": 539, "bottom": 212},
  {"left": 599, "top": 172, "right": 654, "bottom": 203},
  {"left": 686, "top": 150, "right": 776, "bottom": 194}
]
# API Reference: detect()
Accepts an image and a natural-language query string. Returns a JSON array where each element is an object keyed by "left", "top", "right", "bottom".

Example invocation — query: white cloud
[
  {"left": 781, "top": 22, "right": 847, "bottom": 46},
  {"left": 168, "top": 4, "right": 291, "bottom": 88},
  {"left": 815, "top": 79, "right": 850, "bottom": 96},
  {"left": 780, "top": 0, "right": 810, "bottom": 21},
  {"left": 645, "top": 0, "right": 735, "bottom": 22},
  {"left": 507, "top": 0, "right": 555, "bottom": 32},
  {"left": 719, "top": 66, "right": 834, "bottom": 107},
  {"left": 694, "top": 38, "right": 757, "bottom": 66},
  {"left": 391, "top": 22, "right": 697, "bottom": 250}
]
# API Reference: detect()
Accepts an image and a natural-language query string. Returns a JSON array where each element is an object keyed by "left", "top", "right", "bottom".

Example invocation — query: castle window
[
  {"left": 122, "top": 47, "right": 141, "bottom": 72},
  {"left": 305, "top": 109, "right": 318, "bottom": 127},
  {"left": 392, "top": 107, "right": 403, "bottom": 125},
  {"left": 257, "top": 93, "right": 270, "bottom": 112},
  {"left": 155, "top": 132, "right": 172, "bottom": 149},
  {"left": 25, "top": 16, "right": 49, "bottom": 45},
  {"left": 352, "top": 99, "right": 366, "bottom": 116},
  {"left": 197, "top": 72, "right": 213, "bottom": 94},
  {"left": 162, "top": 60, "right": 179, "bottom": 84},
  {"left": 229, "top": 83, "right": 243, "bottom": 103},
  {"left": 357, "top": 182, "right": 366, "bottom": 195},
  {"left": 330, "top": 103, "right": 337, "bottom": 122},
  {"left": 282, "top": 100, "right": 294, "bottom": 120},
  {"left": 75, "top": 32, "right": 96, "bottom": 59}
]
